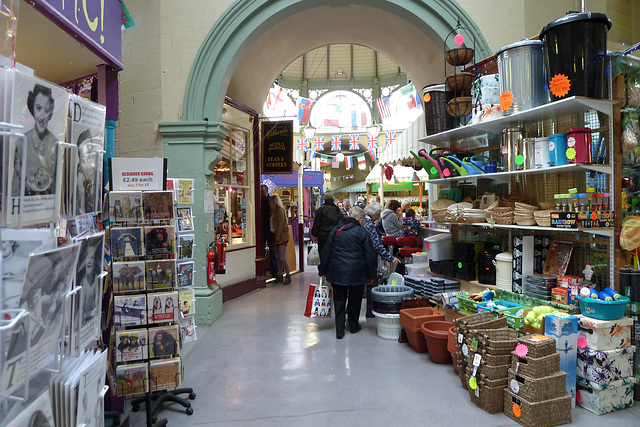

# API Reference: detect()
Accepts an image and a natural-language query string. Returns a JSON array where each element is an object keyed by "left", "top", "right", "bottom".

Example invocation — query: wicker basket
[
  {"left": 455, "top": 311, "right": 506, "bottom": 331},
  {"left": 507, "top": 369, "right": 567, "bottom": 402},
  {"left": 432, "top": 209, "right": 448, "bottom": 222},
  {"left": 474, "top": 328, "right": 518, "bottom": 355},
  {"left": 477, "top": 362, "right": 511, "bottom": 380},
  {"left": 432, "top": 199, "right": 456, "bottom": 210},
  {"left": 511, "top": 351, "right": 561, "bottom": 378},
  {"left": 514, "top": 202, "right": 539, "bottom": 211},
  {"left": 471, "top": 348, "right": 513, "bottom": 366},
  {"left": 515, "top": 216, "right": 536, "bottom": 226},
  {"left": 446, "top": 48, "right": 474, "bottom": 66},
  {"left": 468, "top": 379, "right": 506, "bottom": 414},
  {"left": 517, "top": 335, "right": 557, "bottom": 358},
  {"left": 538, "top": 201, "right": 556, "bottom": 210},
  {"left": 533, "top": 210, "right": 554, "bottom": 227},
  {"left": 504, "top": 389, "right": 571, "bottom": 427},
  {"left": 494, "top": 216, "right": 515, "bottom": 225}
]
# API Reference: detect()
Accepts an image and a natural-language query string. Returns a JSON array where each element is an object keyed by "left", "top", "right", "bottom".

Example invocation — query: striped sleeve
[{"left": 364, "top": 218, "right": 394, "bottom": 262}]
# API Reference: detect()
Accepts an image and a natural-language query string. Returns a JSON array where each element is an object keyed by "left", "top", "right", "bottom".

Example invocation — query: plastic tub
[
  {"left": 421, "top": 320, "right": 455, "bottom": 364},
  {"left": 406, "top": 263, "right": 429, "bottom": 276},
  {"left": 424, "top": 234, "right": 452, "bottom": 262},
  {"left": 540, "top": 11, "right": 612, "bottom": 100},
  {"left": 577, "top": 296, "right": 630, "bottom": 320},
  {"left": 412, "top": 252, "right": 429, "bottom": 264}
]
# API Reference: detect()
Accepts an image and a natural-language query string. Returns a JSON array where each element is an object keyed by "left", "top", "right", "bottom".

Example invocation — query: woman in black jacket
[{"left": 319, "top": 206, "right": 376, "bottom": 339}]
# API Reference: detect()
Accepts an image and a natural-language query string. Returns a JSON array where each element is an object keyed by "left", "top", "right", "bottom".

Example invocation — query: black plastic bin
[{"left": 540, "top": 11, "right": 612, "bottom": 100}]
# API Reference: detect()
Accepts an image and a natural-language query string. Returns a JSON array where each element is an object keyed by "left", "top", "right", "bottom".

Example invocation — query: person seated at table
[{"left": 402, "top": 208, "right": 424, "bottom": 247}]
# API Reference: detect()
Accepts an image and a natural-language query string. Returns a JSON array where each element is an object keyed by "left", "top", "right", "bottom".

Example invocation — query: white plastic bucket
[
  {"left": 493, "top": 252, "right": 513, "bottom": 291},
  {"left": 373, "top": 311, "right": 401, "bottom": 340}
]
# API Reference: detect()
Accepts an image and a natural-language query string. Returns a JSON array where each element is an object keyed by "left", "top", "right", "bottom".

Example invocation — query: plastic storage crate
[{"left": 458, "top": 295, "right": 479, "bottom": 314}]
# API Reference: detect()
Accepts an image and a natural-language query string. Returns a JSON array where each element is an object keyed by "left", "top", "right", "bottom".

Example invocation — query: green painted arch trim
[{"left": 183, "top": 0, "right": 490, "bottom": 123}]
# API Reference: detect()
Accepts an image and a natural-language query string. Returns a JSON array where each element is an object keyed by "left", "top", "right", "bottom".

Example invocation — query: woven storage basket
[
  {"left": 507, "top": 368, "right": 567, "bottom": 402},
  {"left": 468, "top": 379, "right": 506, "bottom": 414},
  {"left": 446, "top": 72, "right": 474, "bottom": 93},
  {"left": 454, "top": 311, "right": 500, "bottom": 329},
  {"left": 533, "top": 210, "right": 554, "bottom": 227},
  {"left": 474, "top": 328, "right": 518, "bottom": 355},
  {"left": 504, "top": 389, "right": 572, "bottom": 427},
  {"left": 470, "top": 348, "right": 513, "bottom": 366},
  {"left": 515, "top": 216, "right": 537, "bottom": 226},
  {"left": 511, "top": 351, "right": 560, "bottom": 378},
  {"left": 447, "top": 97, "right": 472, "bottom": 117},
  {"left": 477, "top": 362, "right": 511, "bottom": 380},
  {"left": 538, "top": 201, "right": 556, "bottom": 210},
  {"left": 517, "top": 335, "right": 557, "bottom": 358},
  {"left": 514, "top": 202, "right": 539, "bottom": 211},
  {"left": 494, "top": 216, "right": 515, "bottom": 225}
]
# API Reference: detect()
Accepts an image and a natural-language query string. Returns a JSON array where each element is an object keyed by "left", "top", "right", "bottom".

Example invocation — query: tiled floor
[{"left": 127, "top": 268, "right": 640, "bottom": 426}]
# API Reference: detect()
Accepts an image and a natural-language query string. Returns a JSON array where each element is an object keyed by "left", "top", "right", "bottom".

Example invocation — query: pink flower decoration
[
  {"left": 515, "top": 343, "right": 529, "bottom": 358},
  {"left": 577, "top": 336, "right": 587, "bottom": 349},
  {"left": 454, "top": 34, "right": 465, "bottom": 46},
  {"left": 576, "top": 391, "right": 582, "bottom": 404}
]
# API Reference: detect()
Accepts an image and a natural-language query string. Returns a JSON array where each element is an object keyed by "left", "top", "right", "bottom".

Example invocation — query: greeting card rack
[{"left": 105, "top": 188, "right": 195, "bottom": 427}]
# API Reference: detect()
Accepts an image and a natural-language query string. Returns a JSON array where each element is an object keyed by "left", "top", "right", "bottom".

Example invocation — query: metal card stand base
[{"left": 131, "top": 388, "right": 196, "bottom": 425}]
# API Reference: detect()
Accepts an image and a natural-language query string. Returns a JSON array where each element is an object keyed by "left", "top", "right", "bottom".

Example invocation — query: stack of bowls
[
  {"left": 459, "top": 208, "right": 487, "bottom": 223},
  {"left": 490, "top": 207, "right": 515, "bottom": 225},
  {"left": 514, "top": 202, "right": 539, "bottom": 226},
  {"left": 534, "top": 210, "right": 555, "bottom": 227},
  {"left": 431, "top": 199, "right": 455, "bottom": 222}
]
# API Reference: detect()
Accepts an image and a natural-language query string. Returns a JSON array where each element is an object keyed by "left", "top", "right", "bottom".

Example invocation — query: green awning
[{"left": 333, "top": 181, "right": 367, "bottom": 193}]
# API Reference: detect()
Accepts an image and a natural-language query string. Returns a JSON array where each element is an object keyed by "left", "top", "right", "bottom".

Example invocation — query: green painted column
[{"left": 158, "top": 120, "right": 229, "bottom": 325}]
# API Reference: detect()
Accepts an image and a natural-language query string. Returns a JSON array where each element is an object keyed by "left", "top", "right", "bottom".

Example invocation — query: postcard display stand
[
  {"left": 169, "top": 178, "right": 198, "bottom": 346},
  {"left": 107, "top": 188, "right": 195, "bottom": 426}
]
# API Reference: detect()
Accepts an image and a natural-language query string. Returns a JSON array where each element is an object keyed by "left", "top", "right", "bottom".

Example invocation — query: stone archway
[
  {"left": 162, "top": 0, "right": 489, "bottom": 324},
  {"left": 184, "top": 0, "right": 490, "bottom": 123}
]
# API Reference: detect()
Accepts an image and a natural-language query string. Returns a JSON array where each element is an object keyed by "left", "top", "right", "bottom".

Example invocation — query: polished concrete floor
[{"left": 128, "top": 268, "right": 640, "bottom": 426}]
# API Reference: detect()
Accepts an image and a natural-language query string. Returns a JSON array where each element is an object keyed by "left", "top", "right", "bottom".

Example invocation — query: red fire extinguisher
[
  {"left": 215, "top": 240, "right": 227, "bottom": 274},
  {"left": 207, "top": 243, "right": 217, "bottom": 284}
]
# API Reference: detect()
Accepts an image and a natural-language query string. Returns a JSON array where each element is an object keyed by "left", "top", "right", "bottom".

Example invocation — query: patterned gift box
[
  {"left": 577, "top": 345, "right": 636, "bottom": 384},
  {"left": 576, "top": 376, "right": 636, "bottom": 415},
  {"left": 577, "top": 315, "right": 633, "bottom": 351}
]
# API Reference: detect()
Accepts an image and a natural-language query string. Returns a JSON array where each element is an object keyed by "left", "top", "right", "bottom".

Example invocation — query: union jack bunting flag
[
  {"left": 314, "top": 136, "right": 325, "bottom": 151},
  {"left": 297, "top": 137, "right": 307, "bottom": 152},
  {"left": 349, "top": 134, "right": 359, "bottom": 150},
  {"left": 367, "top": 134, "right": 378, "bottom": 150},
  {"left": 331, "top": 135, "right": 341, "bottom": 151},
  {"left": 385, "top": 131, "right": 397, "bottom": 147}
]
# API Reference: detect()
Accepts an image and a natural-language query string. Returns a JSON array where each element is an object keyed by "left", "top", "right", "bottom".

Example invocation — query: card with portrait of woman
[{"left": 5, "top": 70, "right": 70, "bottom": 227}]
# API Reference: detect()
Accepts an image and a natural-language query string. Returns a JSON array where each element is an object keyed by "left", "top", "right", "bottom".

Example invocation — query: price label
[
  {"left": 473, "top": 353, "right": 482, "bottom": 367},
  {"left": 458, "top": 333, "right": 464, "bottom": 343}
]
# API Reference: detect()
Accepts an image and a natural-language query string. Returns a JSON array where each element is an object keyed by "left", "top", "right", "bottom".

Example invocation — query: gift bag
[
  {"left": 307, "top": 243, "right": 320, "bottom": 266},
  {"left": 304, "top": 278, "right": 333, "bottom": 318}
]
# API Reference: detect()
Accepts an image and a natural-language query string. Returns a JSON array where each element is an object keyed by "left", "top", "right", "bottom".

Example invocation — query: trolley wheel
[
  {"left": 189, "top": 392, "right": 196, "bottom": 400},
  {"left": 186, "top": 407, "right": 194, "bottom": 416},
  {"left": 132, "top": 405, "right": 140, "bottom": 412}
]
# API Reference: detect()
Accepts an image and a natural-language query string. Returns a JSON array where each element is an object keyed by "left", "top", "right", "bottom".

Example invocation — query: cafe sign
[{"left": 262, "top": 121, "right": 293, "bottom": 174}]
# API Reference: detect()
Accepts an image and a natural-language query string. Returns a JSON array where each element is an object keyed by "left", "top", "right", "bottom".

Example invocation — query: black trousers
[{"left": 333, "top": 284, "right": 364, "bottom": 333}]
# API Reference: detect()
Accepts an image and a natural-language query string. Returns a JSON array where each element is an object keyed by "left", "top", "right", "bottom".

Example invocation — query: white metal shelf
[
  {"left": 427, "top": 163, "right": 613, "bottom": 185},
  {"left": 437, "top": 221, "right": 614, "bottom": 237},
  {"left": 418, "top": 96, "right": 616, "bottom": 147}
]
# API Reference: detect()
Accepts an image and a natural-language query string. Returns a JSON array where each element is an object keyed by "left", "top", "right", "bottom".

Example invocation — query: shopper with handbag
[
  {"left": 311, "top": 192, "right": 342, "bottom": 257},
  {"left": 319, "top": 206, "right": 376, "bottom": 339},
  {"left": 269, "top": 194, "right": 291, "bottom": 284}
]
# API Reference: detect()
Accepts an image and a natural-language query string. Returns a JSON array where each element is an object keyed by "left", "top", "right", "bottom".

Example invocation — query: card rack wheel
[
  {"left": 189, "top": 392, "right": 196, "bottom": 399},
  {"left": 186, "top": 407, "right": 194, "bottom": 416}
]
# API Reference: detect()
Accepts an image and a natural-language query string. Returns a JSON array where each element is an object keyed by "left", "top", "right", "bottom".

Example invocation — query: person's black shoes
[
  {"left": 336, "top": 330, "right": 345, "bottom": 339},
  {"left": 350, "top": 325, "right": 362, "bottom": 334}
]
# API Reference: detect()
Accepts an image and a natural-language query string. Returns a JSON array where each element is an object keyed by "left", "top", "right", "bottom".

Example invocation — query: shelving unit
[
  {"left": 418, "top": 96, "right": 615, "bottom": 147},
  {"left": 421, "top": 94, "right": 617, "bottom": 285}
]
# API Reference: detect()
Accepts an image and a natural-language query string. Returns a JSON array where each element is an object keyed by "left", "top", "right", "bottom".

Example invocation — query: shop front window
[{"left": 213, "top": 124, "right": 252, "bottom": 246}]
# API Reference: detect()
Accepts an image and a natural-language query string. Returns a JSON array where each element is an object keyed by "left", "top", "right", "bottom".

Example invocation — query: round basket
[
  {"left": 538, "top": 201, "right": 556, "bottom": 210},
  {"left": 446, "top": 97, "right": 472, "bottom": 117},
  {"left": 533, "top": 210, "right": 554, "bottom": 227},
  {"left": 373, "top": 311, "right": 401, "bottom": 340},
  {"left": 432, "top": 199, "right": 455, "bottom": 210},
  {"left": 494, "top": 216, "right": 514, "bottom": 225},
  {"left": 446, "top": 48, "right": 474, "bottom": 66},
  {"left": 515, "top": 217, "right": 537, "bottom": 226},
  {"left": 514, "top": 202, "right": 539, "bottom": 211},
  {"left": 490, "top": 207, "right": 515, "bottom": 215},
  {"left": 432, "top": 210, "right": 448, "bottom": 222},
  {"left": 445, "top": 72, "right": 474, "bottom": 93}
]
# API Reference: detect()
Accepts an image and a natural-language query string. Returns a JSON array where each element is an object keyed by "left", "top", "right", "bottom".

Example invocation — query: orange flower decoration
[
  {"left": 500, "top": 91, "right": 514, "bottom": 111},
  {"left": 550, "top": 74, "right": 571, "bottom": 98},
  {"left": 513, "top": 403, "right": 522, "bottom": 418}
]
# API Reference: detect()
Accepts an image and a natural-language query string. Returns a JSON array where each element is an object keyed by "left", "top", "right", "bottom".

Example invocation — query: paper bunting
[
  {"left": 345, "top": 156, "right": 353, "bottom": 169},
  {"left": 349, "top": 134, "right": 359, "bottom": 150},
  {"left": 319, "top": 155, "right": 328, "bottom": 166},
  {"left": 331, "top": 135, "right": 341, "bottom": 151},
  {"left": 314, "top": 136, "right": 325, "bottom": 151},
  {"left": 367, "top": 134, "right": 378, "bottom": 150},
  {"left": 385, "top": 131, "right": 396, "bottom": 147},
  {"left": 357, "top": 153, "right": 366, "bottom": 166},
  {"left": 368, "top": 150, "right": 376, "bottom": 162}
]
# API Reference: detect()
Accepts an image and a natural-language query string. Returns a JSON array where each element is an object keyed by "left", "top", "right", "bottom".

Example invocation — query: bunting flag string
[
  {"left": 303, "top": 132, "right": 400, "bottom": 168},
  {"left": 331, "top": 135, "right": 341, "bottom": 151}
]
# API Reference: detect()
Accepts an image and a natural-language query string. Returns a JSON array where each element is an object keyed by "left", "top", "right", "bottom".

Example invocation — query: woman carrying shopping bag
[{"left": 319, "top": 206, "right": 376, "bottom": 339}]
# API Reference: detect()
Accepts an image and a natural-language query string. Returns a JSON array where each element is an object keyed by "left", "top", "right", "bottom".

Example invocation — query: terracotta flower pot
[
  {"left": 447, "top": 325, "right": 457, "bottom": 354},
  {"left": 421, "top": 320, "right": 455, "bottom": 364},
  {"left": 451, "top": 353, "right": 459, "bottom": 375}
]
